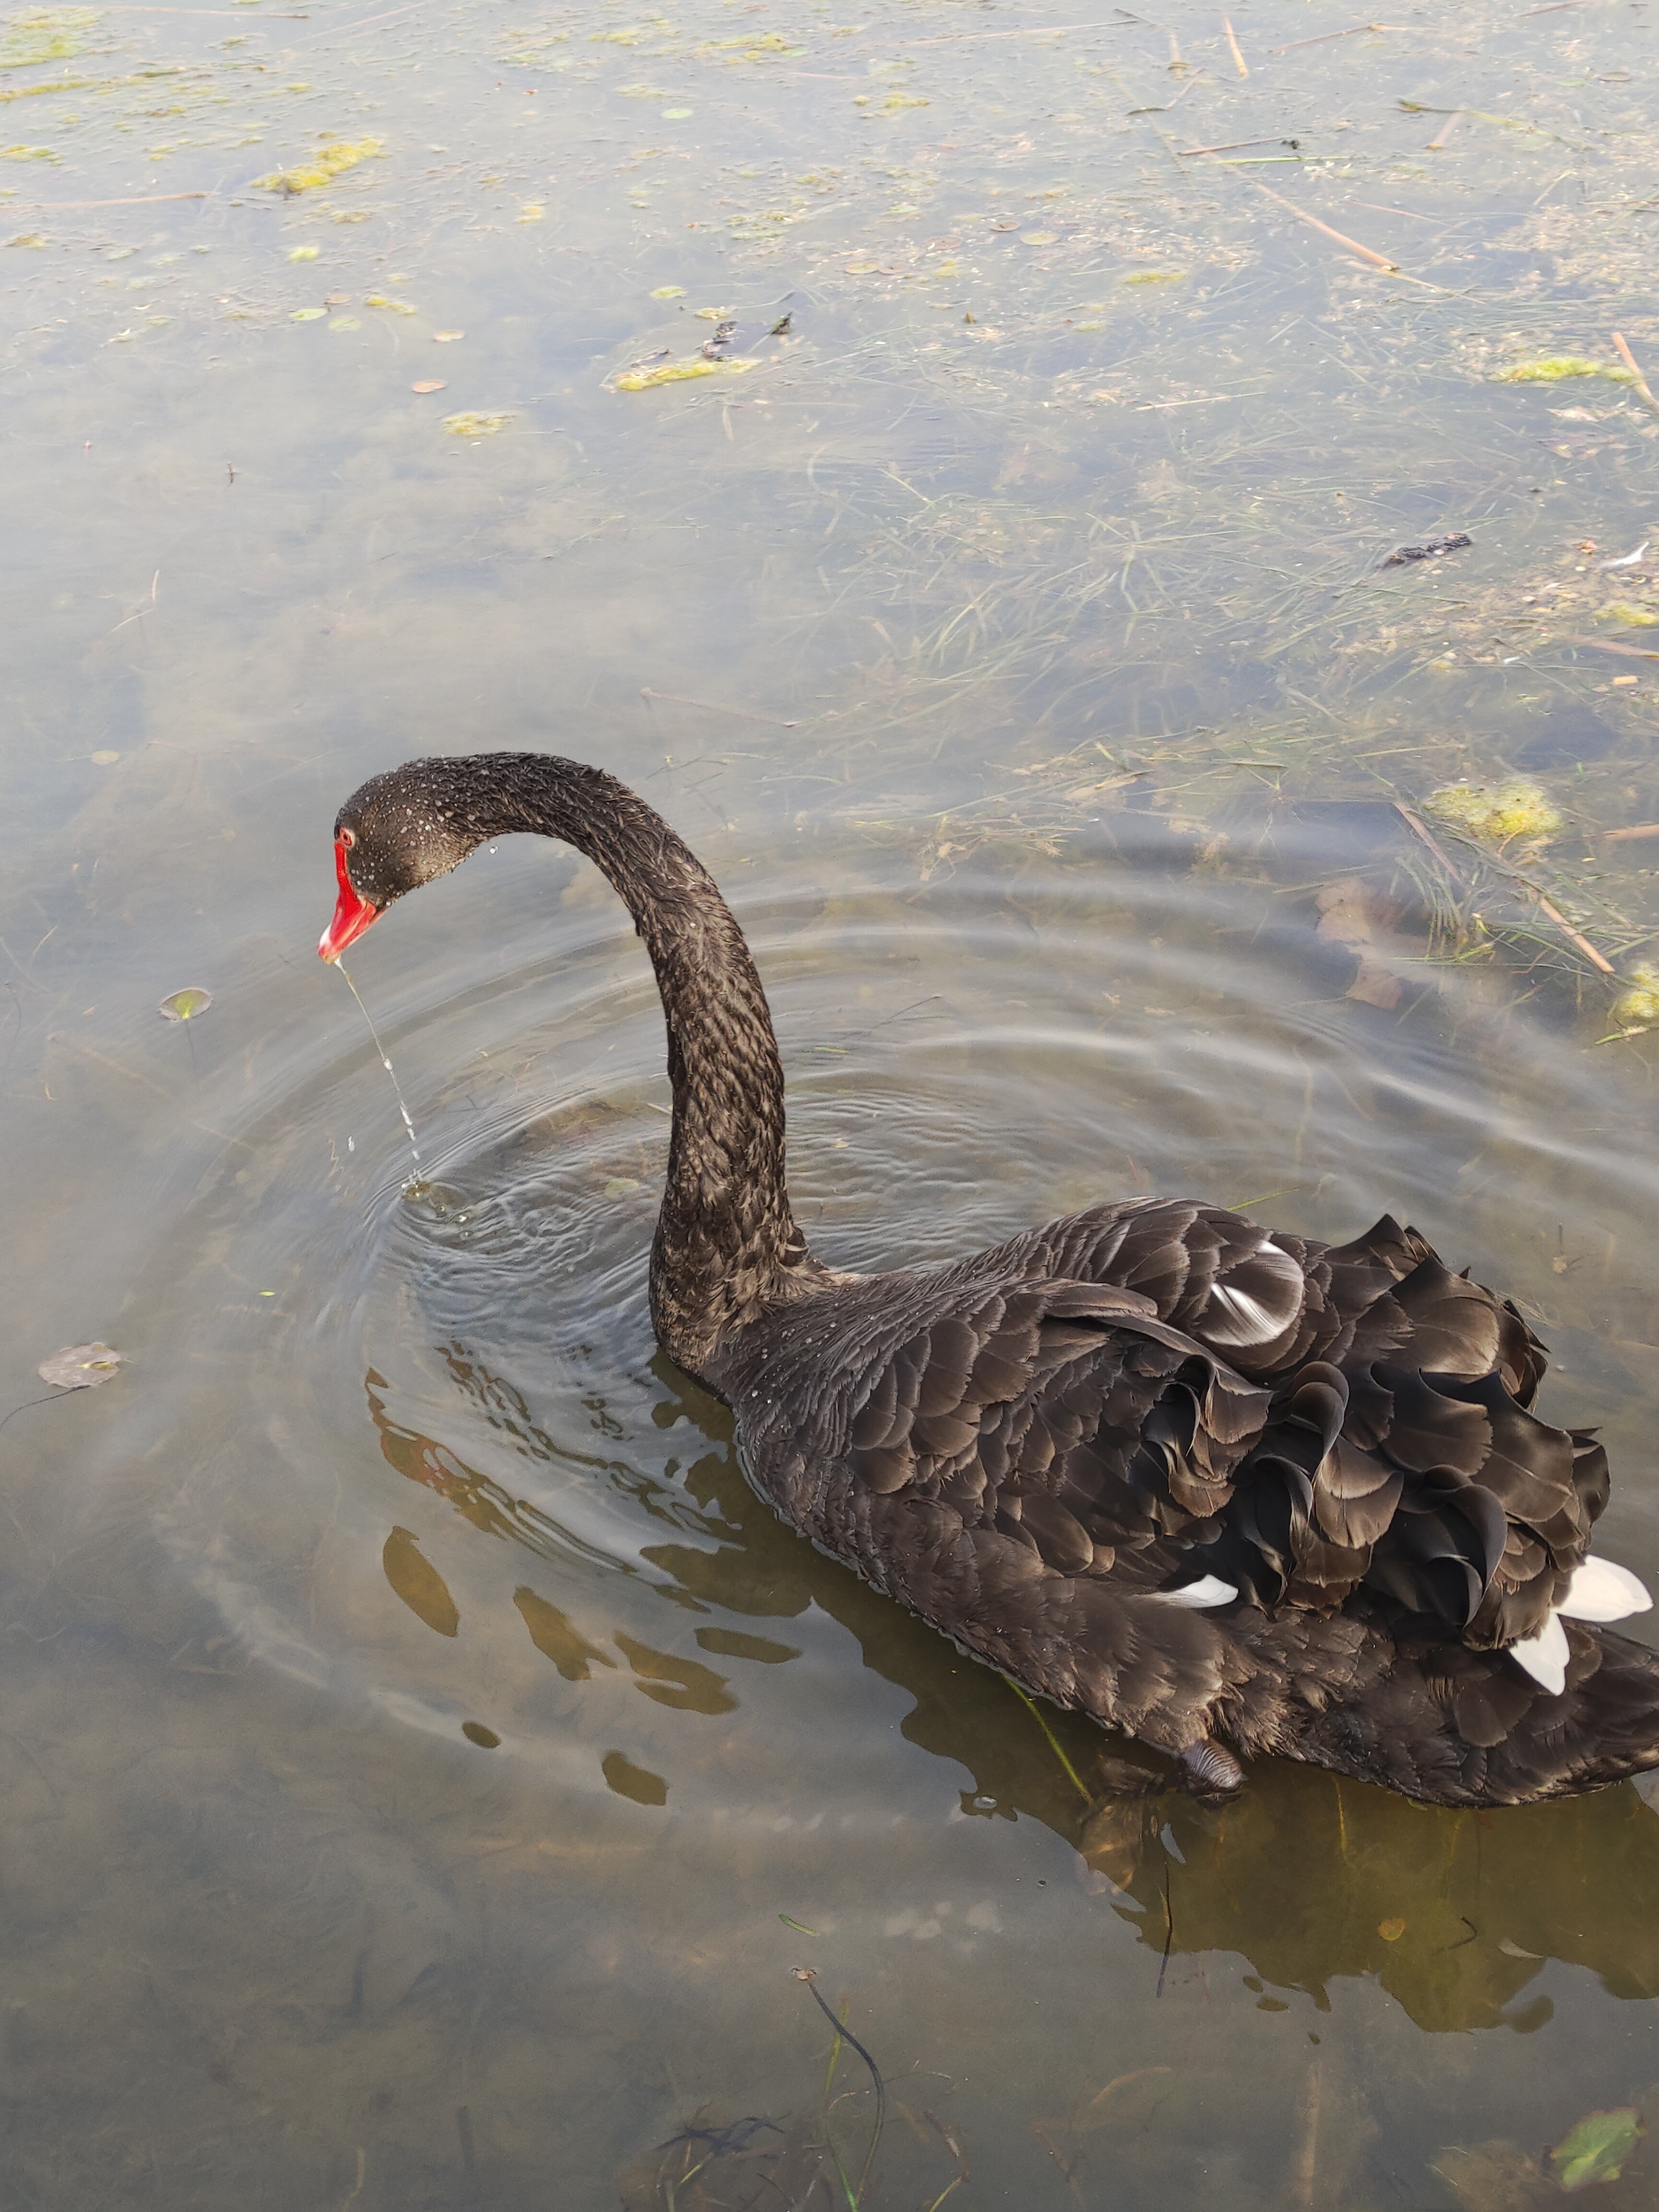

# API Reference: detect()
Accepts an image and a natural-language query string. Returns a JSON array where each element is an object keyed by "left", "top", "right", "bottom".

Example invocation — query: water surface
[{"left": 7, "top": 0, "right": 1659, "bottom": 2203}]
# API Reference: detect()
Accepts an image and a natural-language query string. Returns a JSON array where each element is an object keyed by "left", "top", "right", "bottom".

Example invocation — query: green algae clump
[
  {"left": 1425, "top": 778, "right": 1563, "bottom": 846},
  {"left": 1610, "top": 965, "right": 1659, "bottom": 1034},
  {"left": 1494, "top": 357, "right": 1635, "bottom": 385},
  {"left": 613, "top": 355, "right": 756, "bottom": 391},
  {"left": 254, "top": 134, "right": 383, "bottom": 195},
  {"left": 0, "top": 9, "right": 99, "bottom": 70},
  {"left": 443, "top": 410, "right": 511, "bottom": 436},
  {"left": 1599, "top": 600, "right": 1659, "bottom": 626}
]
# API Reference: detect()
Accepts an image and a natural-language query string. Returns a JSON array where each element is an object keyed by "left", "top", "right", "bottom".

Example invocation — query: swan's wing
[
  {"left": 728, "top": 1267, "right": 1652, "bottom": 1800},
  {"left": 1012, "top": 1201, "right": 1547, "bottom": 1404}
]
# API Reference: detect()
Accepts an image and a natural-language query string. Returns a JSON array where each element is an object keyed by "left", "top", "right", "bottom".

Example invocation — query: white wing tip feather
[
  {"left": 1508, "top": 1610, "right": 1569, "bottom": 1696},
  {"left": 1557, "top": 1556, "right": 1653, "bottom": 1623},
  {"left": 1162, "top": 1575, "right": 1238, "bottom": 1610}
]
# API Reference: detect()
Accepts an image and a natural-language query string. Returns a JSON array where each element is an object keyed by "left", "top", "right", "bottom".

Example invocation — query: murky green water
[{"left": 8, "top": 0, "right": 1659, "bottom": 2203}]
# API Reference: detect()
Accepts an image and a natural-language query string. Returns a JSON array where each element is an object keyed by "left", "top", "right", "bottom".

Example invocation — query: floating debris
[
  {"left": 442, "top": 410, "right": 511, "bottom": 436},
  {"left": 1424, "top": 779, "right": 1561, "bottom": 846},
  {"left": 1600, "top": 601, "right": 1659, "bottom": 626},
  {"left": 38, "top": 1342, "right": 122, "bottom": 1390},
  {"left": 1609, "top": 965, "right": 1659, "bottom": 1034},
  {"left": 1494, "top": 357, "right": 1634, "bottom": 385},
  {"left": 363, "top": 290, "right": 415, "bottom": 314},
  {"left": 1550, "top": 2109, "right": 1644, "bottom": 2193},
  {"left": 254, "top": 135, "right": 383, "bottom": 196},
  {"left": 158, "top": 986, "right": 212, "bottom": 1021},
  {"left": 1383, "top": 532, "right": 1472, "bottom": 566},
  {"left": 0, "top": 8, "right": 99, "bottom": 70},
  {"left": 614, "top": 355, "right": 756, "bottom": 391},
  {"left": 1123, "top": 267, "right": 1184, "bottom": 283},
  {"left": 382, "top": 1525, "right": 458, "bottom": 1636},
  {"left": 649, "top": 283, "right": 686, "bottom": 298}
]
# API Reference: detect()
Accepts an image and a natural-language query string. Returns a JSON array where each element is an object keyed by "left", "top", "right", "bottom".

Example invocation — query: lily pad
[
  {"left": 649, "top": 283, "right": 686, "bottom": 298},
  {"left": 411, "top": 379, "right": 445, "bottom": 393},
  {"left": 159, "top": 986, "right": 212, "bottom": 1021},
  {"left": 1551, "top": 2109, "right": 1643, "bottom": 2192},
  {"left": 363, "top": 291, "right": 415, "bottom": 314},
  {"left": 38, "top": 1343, "right": 122, "bottom": 1390},
  {"left": 288, "top": 243, "right": 318, "bottom": 262},
  {"left": 291, "top": 306, "right": 325, "bottom": 320}
]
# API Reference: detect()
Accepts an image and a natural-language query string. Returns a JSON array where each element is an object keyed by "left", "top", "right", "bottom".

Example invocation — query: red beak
[{"left": 319, "top": 836, "right": 381, "bottom": 962}]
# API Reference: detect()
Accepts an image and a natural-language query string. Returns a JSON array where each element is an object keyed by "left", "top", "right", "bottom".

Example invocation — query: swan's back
[{"left": 713, "top": 1201, "right": 1658, "bottom": 1806}]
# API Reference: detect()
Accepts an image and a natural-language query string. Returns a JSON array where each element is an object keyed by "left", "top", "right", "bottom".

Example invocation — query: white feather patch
[
  {"left": 1508, "top": 1610, "right": 1569, "bottom": 1696},
  {"left": 1557, "top": 1556, "right": 1654, "bottom": 1623},
  {"left": 1161, "top": 1575, "right": 1238, "bottom": 1609},
  {"left": 1206, "top": 1283, "right": 1279, "bottom": 1344}
]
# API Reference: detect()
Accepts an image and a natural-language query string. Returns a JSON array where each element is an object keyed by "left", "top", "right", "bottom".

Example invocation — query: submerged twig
[
  {"left": 1612, "top": 332, "right": 1659, "bottom": 419},
  {"left": 641, "top": 686, "right": 800, "bottom": 729},
  {"left": 1244, "top": 174, "right": 1398, "bottom": 271},
  {"left": 1532, "top": 892, "right": 1615, "bottom": 976}
]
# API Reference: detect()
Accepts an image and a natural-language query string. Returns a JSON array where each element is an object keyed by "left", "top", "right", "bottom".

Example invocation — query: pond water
[{"left": 8, "top": 0, "right": 1659, "bottom": 2203}]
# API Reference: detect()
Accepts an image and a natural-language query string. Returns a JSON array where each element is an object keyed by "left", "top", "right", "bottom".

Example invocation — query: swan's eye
[{"left": 339, "top": 827, "right": 357, "bottom": 849}]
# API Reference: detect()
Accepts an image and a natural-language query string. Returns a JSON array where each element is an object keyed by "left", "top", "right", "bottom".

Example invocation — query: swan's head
[{"left": 318, "top": 759, "right": 489, "bottom": 961}]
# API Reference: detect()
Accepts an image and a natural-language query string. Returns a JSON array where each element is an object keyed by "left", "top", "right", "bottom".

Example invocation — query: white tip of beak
[
  {"left": 1557, "top": 1557, "right": 1654, "bottom": 1623},
  {"left": 1509, "top": 1610, "right": 1569, "bottom": 1696},
  {"left": 1162, "top": 1575, "right": 1238, "bottom": 1610}
]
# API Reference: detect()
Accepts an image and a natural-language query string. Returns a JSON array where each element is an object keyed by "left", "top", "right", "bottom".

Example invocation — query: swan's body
[{"left": 321, "top": 752, "right": 1659, "bottom": 1807}]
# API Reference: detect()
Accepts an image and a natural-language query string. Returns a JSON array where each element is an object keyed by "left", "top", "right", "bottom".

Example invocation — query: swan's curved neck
[{"left": 461, "top": 755, "right": 804, "bottom": 1373}]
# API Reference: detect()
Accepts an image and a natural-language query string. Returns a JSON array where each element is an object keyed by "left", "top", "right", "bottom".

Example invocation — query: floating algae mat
[
  {"left": 0, "top": 6, "right": 98, "bottom": 69},
  {"left": 442, "top": 410, "right": 511, "bottom": 435},
  {"left": 1494, "top": 357, "right": 1636, "bottom": 385},
  {"left": 1609, "top": 965, "right": 1659, "bottom": 1035},
  {"left": 254, "top": 134, "right": 383, "bottom": 194},
  {"left": 1424, "top": 779, "right": 1563, "bottom": 846},
  {"left": 614, "top": 355, "right": 756, "bottom": 392}
]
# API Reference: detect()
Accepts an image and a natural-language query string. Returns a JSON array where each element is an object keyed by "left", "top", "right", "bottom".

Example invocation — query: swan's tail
[{"left": 1229, "top": 1607, "right": 1659, "bottom": 1806}]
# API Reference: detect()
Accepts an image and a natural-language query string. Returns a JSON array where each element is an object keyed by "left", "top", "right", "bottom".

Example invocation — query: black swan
[{"left": 320, "top": 752, "right": 1659, "bottom": 1807}]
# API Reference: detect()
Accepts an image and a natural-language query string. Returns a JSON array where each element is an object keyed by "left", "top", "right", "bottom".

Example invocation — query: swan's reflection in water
[{"left": 367, "top": 1345, "right": 1659, "bottom": 2040}]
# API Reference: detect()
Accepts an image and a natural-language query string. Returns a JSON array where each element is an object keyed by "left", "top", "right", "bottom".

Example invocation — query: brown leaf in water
[
  {"left": 38, "top": 1343, "right": 122, "bottom": 1389},
  {"left": 601, "top": 1749, "right": 667, "bottom": 1805},
  {"left": 514, "top": 1586, "right": 617, "bottom": 1680},
  {"left": 382, "top": 1525, "right": 459, "bottom": 1637},
  {"left": 615, "top": 1631, "right": 737, "bottom": 1713},
  {"left": 1434, "top": 2140, "right": 1555, "bottom": 2212}
]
